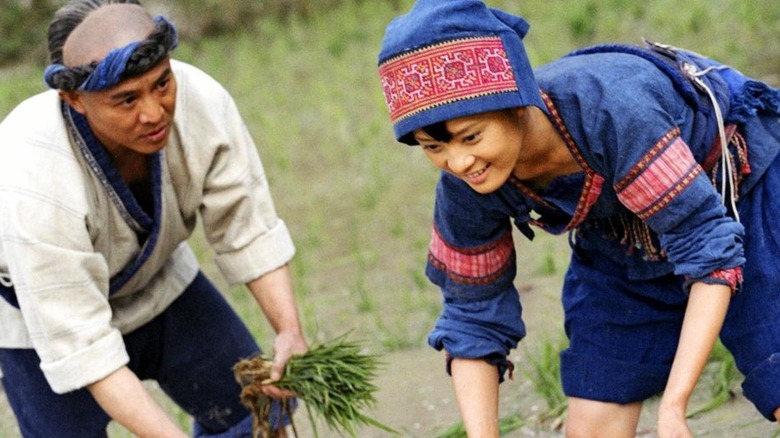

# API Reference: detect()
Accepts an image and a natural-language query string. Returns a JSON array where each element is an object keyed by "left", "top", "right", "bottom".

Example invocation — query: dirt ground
[
  {"left": 0, "top": 353, "right": 776, "bottom": 438},
  {"left": 308, "top": 350, "right": 778, "bottom": 438},
  {"left": 290, "top": 285, "right": 780, "bottom": 438},
  {"left": 0, "top": 289, "right": 778, "bottom": 437},
  {"left": 0, "top": 248, "right": 777, "bottom": 437}
]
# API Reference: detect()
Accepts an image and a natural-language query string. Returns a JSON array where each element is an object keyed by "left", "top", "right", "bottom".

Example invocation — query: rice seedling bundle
[{"left": 234, "top": 335, "right": 398, "bottom": 437}]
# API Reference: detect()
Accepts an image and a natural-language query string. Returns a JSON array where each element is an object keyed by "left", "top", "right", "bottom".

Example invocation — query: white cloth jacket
[{"left": 0, "top": 60, "right": 295, "bottom": 393}]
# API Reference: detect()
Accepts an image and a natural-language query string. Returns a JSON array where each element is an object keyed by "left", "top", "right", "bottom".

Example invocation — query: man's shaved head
[
  {"left": 44, "top": 0, "right": 178, "bottom": 91},
  {"left": 62, "top": 4, "right": 154, "bottom": 67},
  {"left": 47, "top": 0, "right": 142, "bottom": 65}
]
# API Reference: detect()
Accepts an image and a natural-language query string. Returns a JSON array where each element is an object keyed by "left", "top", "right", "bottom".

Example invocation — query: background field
[{"left": 1, "top": 0, "right": 780, "bottom": 436}]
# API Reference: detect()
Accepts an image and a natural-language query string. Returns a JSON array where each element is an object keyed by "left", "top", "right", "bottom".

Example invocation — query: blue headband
[{"left": 44, "top": 15, "right": 178, "bottom": 91}]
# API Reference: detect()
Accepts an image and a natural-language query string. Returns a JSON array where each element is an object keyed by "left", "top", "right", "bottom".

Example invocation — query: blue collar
[{"left": 66, "top": 104, "right": 164, "bottom": 294}]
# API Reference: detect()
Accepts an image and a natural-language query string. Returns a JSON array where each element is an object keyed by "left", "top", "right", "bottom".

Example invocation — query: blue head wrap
[
  {"left": 44, "top": 15, "right": 178, "bottom": 92},
  {"left": 377, "top": 0, "right": 546, "bottom": 144}
]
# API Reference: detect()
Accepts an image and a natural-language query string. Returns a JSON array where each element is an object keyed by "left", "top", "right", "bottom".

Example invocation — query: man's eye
[{"left": 422, "top": 144, "right": 440, "bottom": 152}]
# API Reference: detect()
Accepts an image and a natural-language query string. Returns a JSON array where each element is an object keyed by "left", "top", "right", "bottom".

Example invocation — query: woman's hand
[
  {"left": 656, "top": 281, "right": 731, "bottom": 438},
  {"left": 657, "top": 400, "right": 693, "bottom": 438}
]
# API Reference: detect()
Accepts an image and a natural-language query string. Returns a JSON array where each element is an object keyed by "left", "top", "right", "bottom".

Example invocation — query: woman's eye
[{"left": 463, "top": 132, "right": 480, "bottom": 143}]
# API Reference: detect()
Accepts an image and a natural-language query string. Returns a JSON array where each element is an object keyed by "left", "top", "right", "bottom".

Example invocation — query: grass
[
  {"left": 524, "top": 336, "right": 569, "bottom": 427},
  {"left": 687, "top": 340, "right": 741, "bottom": 418},
  {"left": 516, "top": 336, "right": 744, "bottom": 433},
  {"left": 434, "top": 414, "right": 526, "bottom": 438},
  {"left": 2, "top": 0, "right": 780, "bottom": 436},
  {"left": 234, "top": 334, "right": 398, "bottom": 437}
]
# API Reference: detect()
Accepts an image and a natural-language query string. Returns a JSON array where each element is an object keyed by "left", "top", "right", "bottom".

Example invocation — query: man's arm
[
  {"left": 88, "top": 366, "right": 188, "bottom": 438},
  {"left": 246, "top": 263, "right": 308, "bottom": 398}
]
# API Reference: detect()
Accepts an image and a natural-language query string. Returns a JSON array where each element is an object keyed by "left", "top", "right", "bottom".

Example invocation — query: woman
[{"left": 377, "top": 0, "right": 780, "bottom": 436}]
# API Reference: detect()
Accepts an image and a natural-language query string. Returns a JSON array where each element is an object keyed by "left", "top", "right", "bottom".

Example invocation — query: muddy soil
[
  {"left": 0, "top": 246, "right": 776, "bottom": 437},
  {"left": 0, "top": 286, "right": 777, "bottom": 437},
  {"left": 289, "top": 282, "right": 779, "bottom": 437}
]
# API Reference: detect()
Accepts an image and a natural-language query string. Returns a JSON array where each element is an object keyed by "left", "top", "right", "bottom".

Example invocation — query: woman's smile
[{"left": 464, "top": 163, "right": 491, "bottom": 184}]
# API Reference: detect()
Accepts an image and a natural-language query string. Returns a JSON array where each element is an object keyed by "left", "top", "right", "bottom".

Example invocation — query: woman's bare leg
[{"left": 564, "top": 397, "right": 642, "bottom": 438}]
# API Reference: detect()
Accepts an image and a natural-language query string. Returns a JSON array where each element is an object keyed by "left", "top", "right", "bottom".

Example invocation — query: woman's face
[{"left": 413, "top": 109, "right": 525, "bottom": 194}]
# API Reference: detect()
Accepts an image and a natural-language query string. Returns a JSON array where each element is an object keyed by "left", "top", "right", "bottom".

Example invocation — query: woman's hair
[
  {"left": 420, "top": 121, "right": 454, "bottom": 143},
  {"left": 47, "top": 0, "right": 141, "bottom": 64},
  {"left": 418, "top": 108, "right": 519, "bottom": 144}
]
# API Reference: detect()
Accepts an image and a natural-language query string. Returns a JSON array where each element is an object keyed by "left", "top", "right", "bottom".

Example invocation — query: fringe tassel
[
  {"left": 585, "top": 214, "right": 665, "bottom": 261},
  {"left": 709, "top": 131, "right": 750, "bottom": 205}
]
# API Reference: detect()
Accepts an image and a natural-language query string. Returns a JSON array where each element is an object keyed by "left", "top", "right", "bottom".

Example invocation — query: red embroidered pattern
[
  {"left": 428, "top": 226, "right": 514, "bottom": 285},
  {"left": 709, "top": 267, "right": 743, "bottom": 292},
  {"left": 701, "top": 124, "right": 737, "bottom": 172},
  {"left": 534, "top": 91, "right": 605, "bottom": 232},
  {"left": 379, "top": 37, "right": 518, "bottom": 123},
  {"left": 615, "top": 132, "right": 702, "bottom": 219}
]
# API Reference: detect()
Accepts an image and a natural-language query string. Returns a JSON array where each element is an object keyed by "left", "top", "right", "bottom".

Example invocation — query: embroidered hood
[{"left": 377, "top": 0, "right": 546, "bottom": 145}]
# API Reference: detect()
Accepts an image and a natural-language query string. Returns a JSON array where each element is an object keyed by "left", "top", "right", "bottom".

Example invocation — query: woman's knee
[{"left": 564, "top": 397, "right": 642, "bottom": 438}]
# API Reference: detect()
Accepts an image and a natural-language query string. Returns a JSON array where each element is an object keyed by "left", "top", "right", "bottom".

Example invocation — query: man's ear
[{"left": 58, "top": 90, "right": 87, "bottom": 115}]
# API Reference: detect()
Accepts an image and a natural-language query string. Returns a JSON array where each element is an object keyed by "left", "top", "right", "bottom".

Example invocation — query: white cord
[
  {"left": 644, "top": 39, "right": 741, "bottom": 222},
  {"left": 681, "top": 62, "right": 741, "bottom": 222}
]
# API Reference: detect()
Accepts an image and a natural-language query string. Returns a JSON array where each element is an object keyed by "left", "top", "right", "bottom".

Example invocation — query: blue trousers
[
  {"left": 561, "top": 150, "right": 780, "bottom": 420},
  {"left": 0, "top": 271, "right": 292, "bottom": 437}
]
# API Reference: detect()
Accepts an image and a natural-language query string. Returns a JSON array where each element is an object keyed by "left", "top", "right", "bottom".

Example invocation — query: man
[{"left": 0, "top": 1, "right": 307, "bottom": 436}]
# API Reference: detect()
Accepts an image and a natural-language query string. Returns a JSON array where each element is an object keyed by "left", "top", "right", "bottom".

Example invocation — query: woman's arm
[
  {"left": 657, "top": 281, "right": 731, "bottom": 438},
  {"left": 88, "top": 366, "right": 188, "bottom": 438},
  {"left": 450, "top": 358, "right": 501, "bottom": 438}
]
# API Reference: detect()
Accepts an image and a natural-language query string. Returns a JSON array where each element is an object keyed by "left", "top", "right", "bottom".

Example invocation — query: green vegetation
[
  {"left": 0, "top": 0, "right": 405, "bottom": 68},
  {"left": 518, "top": 336, "right": 745, "bottom": 433},
  {"left": 688, "top": 340, "right": 741, "bottom": 418},
  {"left": 434, "top": 414, "right": 526, "bottom": 438},
  {"left": 0, "top": 0, "right": 56, "bottom": 66},
  {"left": 2, "top": 0, "right": 779, "bottom": 436},
  {"left": 525, "top": 335, "right": 569, "bottom": 427},
  {"left": 234, "top": 335, "right": 398, "bottom": 437}
]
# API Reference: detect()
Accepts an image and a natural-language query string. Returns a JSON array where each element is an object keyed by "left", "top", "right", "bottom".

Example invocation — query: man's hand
[
  {"left": 262, "top": 330, "right": 308, "bottom": 398},
  {"left": 245, "top": 264, "right": 309, "bottom": 399}
]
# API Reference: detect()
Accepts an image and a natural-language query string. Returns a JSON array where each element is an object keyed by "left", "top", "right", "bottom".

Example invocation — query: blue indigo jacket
[{"left": 426, "top": 44, "right": 780, "bottom": 376}]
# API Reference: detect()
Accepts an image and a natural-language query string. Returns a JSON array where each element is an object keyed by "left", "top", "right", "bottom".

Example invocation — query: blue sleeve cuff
[
  {"left": 443, "top": 352, "right": 516, "bottom": 383},
  {"left": 428, "top": 288, "right": 525, "bottom": 382}
]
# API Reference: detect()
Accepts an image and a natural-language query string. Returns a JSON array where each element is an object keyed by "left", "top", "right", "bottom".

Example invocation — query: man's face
[{"left": 61, "top": 58, "right": 177, "bottom": 156}]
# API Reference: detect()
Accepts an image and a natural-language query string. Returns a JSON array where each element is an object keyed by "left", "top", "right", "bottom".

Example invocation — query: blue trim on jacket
[{"left": 68, "top": 106, "right": 164, "bottom": 295}]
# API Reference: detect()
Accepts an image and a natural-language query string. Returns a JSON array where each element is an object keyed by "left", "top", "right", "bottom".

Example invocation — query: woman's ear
[{"left": 58, "top": 90, "right": 87, "bottom": 115}]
